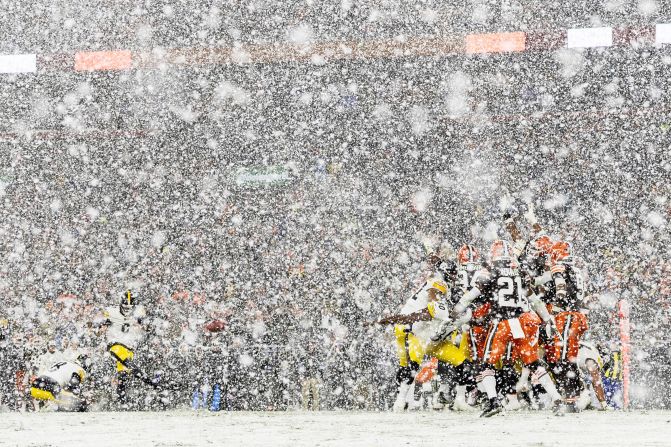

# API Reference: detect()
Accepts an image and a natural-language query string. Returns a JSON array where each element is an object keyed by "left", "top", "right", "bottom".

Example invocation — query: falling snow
[{"left": 1, "top": 2, "right": 671, "bottom": 446}]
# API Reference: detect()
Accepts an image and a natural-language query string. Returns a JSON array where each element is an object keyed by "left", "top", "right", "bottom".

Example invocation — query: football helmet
[
  {"left": 489, "top": 240, "right": 514, "bottom": 263},
  {"left": 120, "top": 290, "right": 138, "bottom": 316},
  {"left": 457, "top": 244, "right": 480, "bottom": 265},
  {"left": 528, "top": 234, "right": 553, "bottom": 257}
]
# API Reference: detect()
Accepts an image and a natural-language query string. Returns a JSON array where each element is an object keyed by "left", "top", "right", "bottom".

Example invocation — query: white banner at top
[
  {"left": 0, "top": 54, "right": 37, "bottom": 73},
  {"left": 656, "top": 23, "right": 671, "bottom": 44},
  {"left": 567, "top": 27, "right": 613, "bottom": 48}
]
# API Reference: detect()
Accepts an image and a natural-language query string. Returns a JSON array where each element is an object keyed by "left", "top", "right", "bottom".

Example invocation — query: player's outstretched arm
[
  {"left": 431, "top": 308, "right": 473, "bottom": 342},
  {"left": 371, "top": 308, "right": 432, "bottom": 326}
]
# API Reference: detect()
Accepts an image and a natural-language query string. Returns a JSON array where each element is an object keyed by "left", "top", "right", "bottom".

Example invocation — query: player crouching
[
  {"left": 30, "top": 355, "right": 91, "bottom": 412},
  {"left": 371, "top": 258, "right": 472, "bottom": 412}
]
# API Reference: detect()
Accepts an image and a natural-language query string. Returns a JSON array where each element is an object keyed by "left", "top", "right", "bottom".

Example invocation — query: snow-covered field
[{"left": 1, "top": 410, "right": 669, "bottom": 447}]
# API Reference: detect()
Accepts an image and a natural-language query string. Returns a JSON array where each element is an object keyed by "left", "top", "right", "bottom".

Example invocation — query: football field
[{"left": 1, "top": 410, "right": 669, "bottom": 446}]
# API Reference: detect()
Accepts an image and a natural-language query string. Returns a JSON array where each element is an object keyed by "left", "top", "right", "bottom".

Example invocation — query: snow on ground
[{"left": 1, "top": 410, "right": 670, "bottom": 447}]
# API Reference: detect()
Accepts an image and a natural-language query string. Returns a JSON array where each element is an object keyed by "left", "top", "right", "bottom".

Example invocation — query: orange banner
[
  {"left": 74, "top": 50, "right": 132, "bottom": 71},
  {"left": 465, "top": 32, "right": 526, "bottom": 54}
]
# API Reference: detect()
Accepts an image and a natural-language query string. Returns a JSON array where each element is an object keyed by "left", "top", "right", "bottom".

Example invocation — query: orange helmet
[
  {"left": 528, "top": 234, "right": 553, "bottom": 256},
  {"left": 489, "top": 240, "right": 514, "bottom": 263},
  {"left": 550, "top": 241, "right": 573, "bottom": 264},
  {"left": 457, "top": 244, "right": 479, "bottom": 265}
]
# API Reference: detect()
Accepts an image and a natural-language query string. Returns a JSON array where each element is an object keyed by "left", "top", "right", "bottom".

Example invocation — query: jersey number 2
[{"left": 497, "top": 277, "right": 524, "bottom": 307}]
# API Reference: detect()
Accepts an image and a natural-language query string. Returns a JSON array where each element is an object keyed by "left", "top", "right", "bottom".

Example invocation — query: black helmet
[{"left": 120, "top": 290, "right": 138, "bottom": 316}]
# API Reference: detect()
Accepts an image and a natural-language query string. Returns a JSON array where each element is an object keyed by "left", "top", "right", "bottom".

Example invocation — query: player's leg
[
  {"left": 432, "top": 336, "right": 475, "bottom": 411},
  {"left": 109, "top": 343, "right": 158, "bottom": 388},
  {"left": 433, "top": 360, "right": 454, "bottom": 410},
  {"left": 30, "top": 376, "right": 60, "bottom": 403},
  {"left": 556, "top": 312, "right": 589, "bottom": 410},
  {"left": 468, "top": 325, "right": 488, "bottom": 405},
  {"left": 518, "top": 313, "right": 563, "bottom": 414},
  {"left": 585, "top": 359, "right": 609, "bottom": 410},
  {"left": 406, "top": 334, "right": 428, "bottom": 410},
  {"left": 480, "top": 320, "right": 510, "bottom": 417},
  {"left": 498, "top": 361, "right": 522, "bottom": 410},
  {"left": 108, "top": 343, "right": 135, "bottom": 405},
  {"left": 392, "top": 326, "right": 415, "bottom": 411},
  {"left": 453, "top": 333, "right": 477, "bottom": 411},
  {"left": 393, "top": 332, "right": 425, "bottom": 411}
]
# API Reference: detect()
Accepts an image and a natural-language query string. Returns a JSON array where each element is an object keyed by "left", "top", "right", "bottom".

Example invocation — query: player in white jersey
[
  {"left": 102, "top": 290, "right": 155, "bottom": 402},
  {"left": 30, "top": 355, "right": 91, "bottom": 411},
  {"left": 575, "top": 341, "right": 610, "bottom": 410},
  {"left": 371, "top": 258, "right": 470, "bottom": 411}
]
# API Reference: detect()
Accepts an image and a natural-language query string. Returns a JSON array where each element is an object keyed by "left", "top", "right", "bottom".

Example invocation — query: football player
[
  {"left": 451, "top": 240, "right": 564, "bottom": 417},
  {"left": 504, "top": 202, "right": 558, "bottom": 405},
  {"left": 371, "top": 257, "right": 470, "bottom": 411},
  {"left": 102, "top": 290, "right": 156, "bottom": 404},
  {"left": 30, "top": 355, "right": 91, "bottom": 411},
  {"left": 575, "top": 341, "right": 610, "bottom": 411},
  {"left": 543, "top": 241, "right": 590, "bottom": 411},
  {"left": 453, "top": 244, "right": 485, "bottom": 411}
]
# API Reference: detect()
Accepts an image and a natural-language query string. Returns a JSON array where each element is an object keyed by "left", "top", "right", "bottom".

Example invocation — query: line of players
[
  {"left": 372, "top": 205, "right": 609, "bottom": 416},
  {"left": 28, "top": 291, "right": 158, "bottom": 411}
]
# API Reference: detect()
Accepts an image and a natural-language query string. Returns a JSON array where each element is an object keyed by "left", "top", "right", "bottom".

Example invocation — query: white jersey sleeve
[
  {"left": 427, "top": 300, "right": 451, "bottom": 321},
  {"left": 400, "top": 271, "right": 449, "bottom": 313},
  {"left": 35, "top": 352, "right": 60, "bottom": 375},
  {"left": 400, "top": 282, "right": 430, "bottom": 315}
]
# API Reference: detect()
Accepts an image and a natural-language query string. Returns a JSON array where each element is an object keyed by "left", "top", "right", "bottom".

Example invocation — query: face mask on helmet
[
  {"left": 489, "top": 240, "right": 514, "bottom": 264},
  {"left": 464, "top": 262, "right": 479, "bottom": 272},
  {"left": 457, "top": 244, "right": 479, "bottom": 265},
  {"left": 528, "top": 235, "right": 553, "bottom": 258},
  {"left": 120, "top": 290, "right": 137, "bottom": 316},
  {"left": 551, "top": 241, "right": 573, "bottom": 264}
]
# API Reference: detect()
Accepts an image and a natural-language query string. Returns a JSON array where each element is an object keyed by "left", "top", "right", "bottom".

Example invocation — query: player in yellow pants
[
  {"left": 374, "top": 259, "right": 474, "bottom": 410},
  {"left": 30, "top": 357, "right": 89, "bottom": 411}
]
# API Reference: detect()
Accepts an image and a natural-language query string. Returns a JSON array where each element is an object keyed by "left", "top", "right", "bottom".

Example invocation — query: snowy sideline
[{"left": 1, "top": 410, "right": 669, "bottom": 447}]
